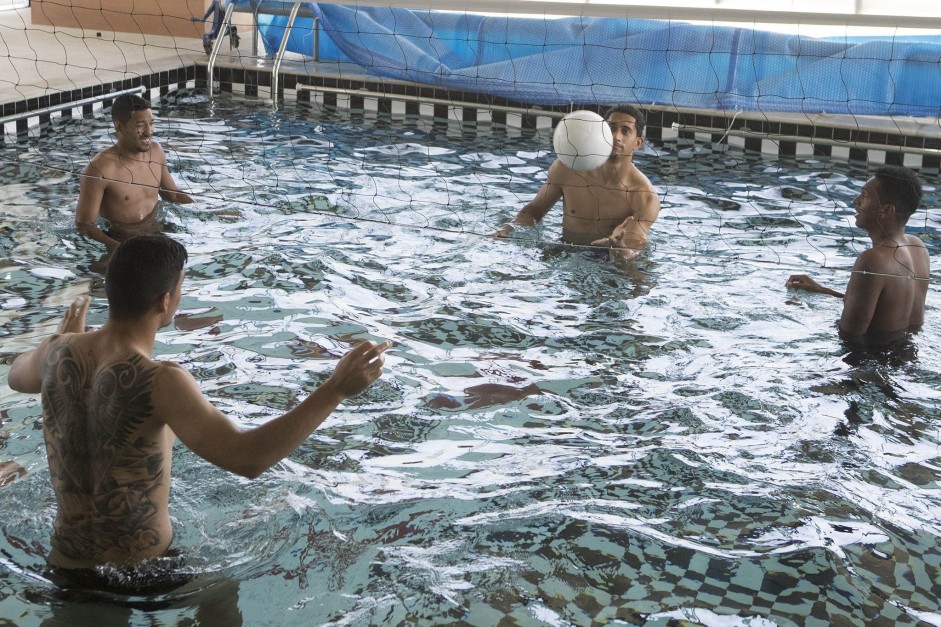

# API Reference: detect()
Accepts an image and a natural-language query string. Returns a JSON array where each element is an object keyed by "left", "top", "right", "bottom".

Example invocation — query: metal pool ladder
[{"left": 207, "top": 0, "right": 320, "bottom": 102}]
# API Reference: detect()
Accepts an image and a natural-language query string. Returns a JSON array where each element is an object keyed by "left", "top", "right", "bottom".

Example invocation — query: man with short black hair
[
  {"left": 786, "top": 165, "right": 929, "bottom": 343},
  {"left": 495, "top": 104, "right": 661, "bottom": 261},
  {"left": 75, "top": 94, "right": 194, "bottom": 250},
  {"left": 8, "top": 235, "right": 390, "bottom": 573}
]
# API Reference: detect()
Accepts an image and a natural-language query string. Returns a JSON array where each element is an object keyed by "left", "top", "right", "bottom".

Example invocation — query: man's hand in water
[
  {"left": 785, "top": 275, "right": 844, "bottom": 298},
  {"left": 592, "top": 217, "right": 645, "bottom": 261}
]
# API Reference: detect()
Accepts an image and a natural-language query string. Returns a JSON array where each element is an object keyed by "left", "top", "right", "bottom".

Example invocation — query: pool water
[{"left": 1, "top": 91, "right": 940, "bottom": 626}]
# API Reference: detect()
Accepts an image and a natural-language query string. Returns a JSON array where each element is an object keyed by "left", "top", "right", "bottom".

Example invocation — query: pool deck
[
  {"left": 0, "top": 7, "right": 203, "bottom": 106},
  {"left": 0, "top": 6, "right": 374, "bottom": 110}
]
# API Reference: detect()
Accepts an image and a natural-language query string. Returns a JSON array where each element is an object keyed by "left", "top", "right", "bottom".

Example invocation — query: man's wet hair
[
  {"left": 106, "top": 235, "right": 188, "bottom": 320},
  {"left": 111, "top": 94, "right": 152, "bottom": 125},
  {"left": 874, "top": 165, "right": 923, "bottom": 220},
  {"left": 604, "top": 104, "right": 646, "bottom": 137}
]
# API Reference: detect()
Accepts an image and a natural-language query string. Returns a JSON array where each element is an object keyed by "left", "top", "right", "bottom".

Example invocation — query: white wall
[{"left": 0, "top": 0, "right": 27, "bottom": 11}]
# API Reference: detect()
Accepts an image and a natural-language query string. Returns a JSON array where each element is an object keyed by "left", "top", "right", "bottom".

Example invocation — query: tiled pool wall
[
  {"left": 0, "top": 66, "right": 197, "bottom": 138},
  {"left": 3, "top": 63, "right": 939, "bottom": 172}
]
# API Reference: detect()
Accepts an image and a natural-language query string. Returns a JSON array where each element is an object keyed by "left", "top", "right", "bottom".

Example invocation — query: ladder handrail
[
  {"left": 208, "top": 1, "right": 321, "bottom": 101},
  {"left": 271, "top": 1, "right": 305, "bottom": 103},
  {"left": 206, "top": 1, "right": 238, "bottom": 96}
]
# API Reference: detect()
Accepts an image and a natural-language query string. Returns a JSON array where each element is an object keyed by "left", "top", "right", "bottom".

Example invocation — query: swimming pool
[{"left": 1, "top": 91, "right": 940, "bottom": 625}]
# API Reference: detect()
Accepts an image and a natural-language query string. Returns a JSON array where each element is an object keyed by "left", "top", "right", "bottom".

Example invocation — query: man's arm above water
[
  {"left": 786, "top": 252, "right": 886, "bottom": 337},
  {"left": 784, "top": 274, "right": 845, "bottom": 298},
  {"left": 154, "top": 142, "right": 194, "bottom": 204},
  {"left": 75, "top": 163, "right": 122, "bottom": 251},
  {"left": 590, "top": 189, "right": 661, "bottom": 261},
  {"left": 154, "top": 339, "right": 391, "bottom": 479},
  {"left": 8, "top": 296, "right": 90, "bottom": 394},
  {"left": 837, "top": 251, "right": 887, "bottom": 337},
  {"left": 493, "top": 163, "right": 564, "bottom": 238}
]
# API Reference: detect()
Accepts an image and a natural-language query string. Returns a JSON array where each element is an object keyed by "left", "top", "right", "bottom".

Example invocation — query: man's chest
[
  {"left": 563, "top": 184, "right": 636, "bottom": 221},
  {"left": 104, "top": 162, "right": 161, "bottom": 192}
]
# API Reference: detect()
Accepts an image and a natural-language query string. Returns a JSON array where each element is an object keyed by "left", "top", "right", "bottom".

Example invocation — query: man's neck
[
  {"left": 868, "top": 221, "right": 908, "bottom": 248},
  {"left": 602, "top": 155, "right": 636, "bottom": 179},
  {"left": 113, "top": 143, "right": 149, "bottom": 161},
  {"left": 100, "top": 317, "right": 161, "bottom": 358}
]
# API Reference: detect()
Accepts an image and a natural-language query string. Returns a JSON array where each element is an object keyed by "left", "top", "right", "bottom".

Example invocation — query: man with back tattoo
[{"left": 8, "top": 235, "right": 390, "bottom": 578}]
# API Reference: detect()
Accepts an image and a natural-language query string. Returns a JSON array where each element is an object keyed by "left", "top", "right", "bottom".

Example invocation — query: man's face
[
  {"left": 116, "top": 109, "right": 155, "bottom": 153},
  {"left": 853, "top": 177, "right": 885, "bottom": 230},
  {"left": 606, "top": 112, "right": 643, "bottom": 159}
]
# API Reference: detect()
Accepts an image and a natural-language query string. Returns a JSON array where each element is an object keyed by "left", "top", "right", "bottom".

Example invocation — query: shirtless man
[
  {"left": 8, "top": 235, "right": 390, "bottom": 573},
  {"left": 495, "top": 104, "right": 661, "bottom": 261},
  {"left": 75, "top": 94, "right": 193, "bottom": 251},
  {"left": 786, "top": 165, "right": 929, "bottom": 344}
]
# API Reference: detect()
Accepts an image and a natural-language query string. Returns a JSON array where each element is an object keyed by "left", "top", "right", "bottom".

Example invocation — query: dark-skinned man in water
[
  {"left": 786, "top": 165, "right": 929, "bottom": 346},
  {"left": 75, "top": 94, "right": 193, "bottom": 251}
]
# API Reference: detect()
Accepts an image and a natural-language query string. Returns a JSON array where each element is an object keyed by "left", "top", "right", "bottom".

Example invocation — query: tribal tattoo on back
[{"left": 41, "top": 338, "right": 168, "bottom": 559}]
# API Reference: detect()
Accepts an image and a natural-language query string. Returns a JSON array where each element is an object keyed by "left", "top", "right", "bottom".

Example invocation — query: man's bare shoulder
[
  {"left": 622, "top": 161, "right": 656, "bottom": 192},
  {"left": 853, "top": 247, "right": 907, "bottom": 282},
  {"left": 623, "top": 164, "right": 660, "bottom": 216},
  {"left": 150, "top": 360, "right": 202, "bottom": 399},
  {"left": 152, "top": 360, "right": 191, "bottom": 380},
  {"left": 47, "top": 329, "right": 100, "bottom": 355},
  {"left": 855, "top": 246, "right": 891, "bottom": 267},
  {"left": 83, "top": 145, "right": 123, "bottom": 177},
  {"left": 858, "top": 239, "right": 928, "bottom": 274},
  {"left": 148, "top": 139, "right": 168, "bottom": 161},
  {"left": 148, "top": 360, "right": 216, "bottom": 432},
  {"left": 547, "top": 159, "right": 583, "bottom": 186},
  {"left": 902, "top": 233, "right": 928, "bottom": 251}
]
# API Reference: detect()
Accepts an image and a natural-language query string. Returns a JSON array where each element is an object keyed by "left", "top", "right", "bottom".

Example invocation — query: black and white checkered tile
[
  {"left": 0, "top": 66, "right": 197, "bottom": 140},
  {"left": 4, "top": 62, "right": 938, "bottom": 171},
  {"left": 646, "top": 109, "right": 941, "bottom": 170},
  {"left": 209, "top": 66, "right": 939, "bottom": 170}
]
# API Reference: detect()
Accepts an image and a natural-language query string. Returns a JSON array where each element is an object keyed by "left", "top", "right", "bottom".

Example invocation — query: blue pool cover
[{"left": 256, "top": 3, "right": 941, "bottom": 117}]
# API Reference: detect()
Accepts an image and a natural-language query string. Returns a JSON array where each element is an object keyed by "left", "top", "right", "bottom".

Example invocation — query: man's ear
[
  {"left": 156, "top": 292, "right": 171, "bottom": 314},
  {"left": 882, "top": 203, "right": 897, "bottom": 219}
]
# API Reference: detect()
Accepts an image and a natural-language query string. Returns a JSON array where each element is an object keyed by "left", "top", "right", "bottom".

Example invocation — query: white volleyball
[{"left": 553, "top": 110, "right": 613, "bottom": 171}]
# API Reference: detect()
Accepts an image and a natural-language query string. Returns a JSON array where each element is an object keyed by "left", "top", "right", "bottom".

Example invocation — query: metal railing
[
  {"left": 0, "top": 85, "right": 146, "bottom": 126},
  {"left": 208, "top": 0, "right": 319, "bottom": 101}
]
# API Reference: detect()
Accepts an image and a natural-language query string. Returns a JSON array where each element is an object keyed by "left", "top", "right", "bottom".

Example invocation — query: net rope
[{"left": 0, "top": 2, "right": 937, "bottom": 285}]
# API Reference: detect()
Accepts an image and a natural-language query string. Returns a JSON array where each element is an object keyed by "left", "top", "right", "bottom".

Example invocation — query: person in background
[
  {"left": 495, "top": 104, "right": 661, "bottom": 262},
  {"left": 75, "top": 95, "right": 193, "bottom": 251},
  {"left": 786, "top": 165, "right": 929, "bottom": 345}
]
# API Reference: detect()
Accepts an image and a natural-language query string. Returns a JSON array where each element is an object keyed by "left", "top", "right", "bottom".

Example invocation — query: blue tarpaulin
[{"left": 257, "top": 3, "right": 941, "bottom": 117}]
